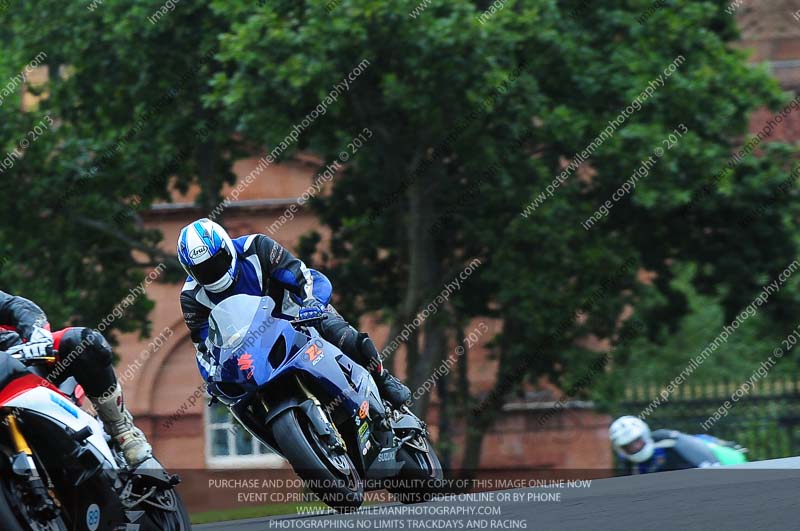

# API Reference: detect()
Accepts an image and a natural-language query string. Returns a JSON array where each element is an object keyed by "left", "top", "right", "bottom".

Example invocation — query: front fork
[
  {"left": 5, "top": 412, "right": 58, "bottom": 519},
  {"left": 295, "top": 376, "right": 347, "bottom": 451}
]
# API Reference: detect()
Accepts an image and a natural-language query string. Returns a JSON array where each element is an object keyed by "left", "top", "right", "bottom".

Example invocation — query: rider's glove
[
  {"left": 197, "top": 340, "right": 219, "bottom": 381},
  {"left": 299, "top": 300, "right": 327, "bottom": 321},
  {"left": 18, "top": 326, "right": 54, "bottom": 359}
]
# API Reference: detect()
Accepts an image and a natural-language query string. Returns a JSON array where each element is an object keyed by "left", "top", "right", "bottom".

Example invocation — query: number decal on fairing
[
  {"left": 358, "top": 400, "right": 369, "bottom": 419},
  {"left": 306, "top": 343, "right": 323, "bottom": 362}
]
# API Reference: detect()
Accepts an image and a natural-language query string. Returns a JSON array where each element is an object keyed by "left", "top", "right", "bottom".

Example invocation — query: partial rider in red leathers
[{"left": 0, "top": 290, "right": 152, "bottom": 466}]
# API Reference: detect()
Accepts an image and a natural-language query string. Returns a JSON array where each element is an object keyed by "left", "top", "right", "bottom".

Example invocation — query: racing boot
[
  {"left": 90, "top": 383, "right": 153, "bottom": 467},
  {"left": 357, "top": 335, "right": 411, "bottom": 407},
  {"left": 374, "top": 369, "right": 412, "bottom": 408}
]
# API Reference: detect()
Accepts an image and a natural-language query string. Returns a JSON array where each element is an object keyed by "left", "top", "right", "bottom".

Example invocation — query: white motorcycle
[{"left": 0, "top": 349, "right": 191, "bottom": 530}]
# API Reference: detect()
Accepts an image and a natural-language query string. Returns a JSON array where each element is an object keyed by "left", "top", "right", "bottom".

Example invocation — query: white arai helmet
[
  {"left": 177, "top": 218, "right": 239, "bottom": 293},
  {"left": 609, "top": 415, "right": 654, "bottom": 463}
]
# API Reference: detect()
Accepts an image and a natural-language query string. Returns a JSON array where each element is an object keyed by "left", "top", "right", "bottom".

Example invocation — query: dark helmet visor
[
  {"left": 188, "top": 246, "right": 232, "bottom": 285},
  {"left": 622, "top": 437, "right": 646, "bottom": 455}
]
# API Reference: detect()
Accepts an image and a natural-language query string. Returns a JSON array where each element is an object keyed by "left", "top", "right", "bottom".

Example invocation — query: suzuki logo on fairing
[
  {"left": 189, "top": 245, "right": 209, "bottom": 259},
  {"left": 238, "top": 353, "right": 255, "bottom": 379},
  {"left": 378, "top": 451, "right": 394, "bottom": 462},
  {"left": 305, "top": 343, "right": 322, "bottom": 362}
]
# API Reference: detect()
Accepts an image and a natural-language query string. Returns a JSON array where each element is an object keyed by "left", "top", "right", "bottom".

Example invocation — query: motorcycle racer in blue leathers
[
  {"left": 610, "top": 416, "right": 746, "bottom": 473},
  {"left": 177, "top": 218, "right": 411, "bottom": 407}
]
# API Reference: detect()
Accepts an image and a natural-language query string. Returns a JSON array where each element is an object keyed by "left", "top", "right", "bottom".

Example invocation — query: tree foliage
[{"left": 0, "top": 1, "right": 239, "bottom": 334}]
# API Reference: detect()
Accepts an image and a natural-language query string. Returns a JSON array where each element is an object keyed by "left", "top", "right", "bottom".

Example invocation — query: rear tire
[
  {"left": 389, "top": 434, "right": 445, "bottom": 504},
  {"left": 142, "top": 489, "right": 192, "bottom": 531},
  {"left": 272, "top": 409, "right": 364, "bottom": 512}
]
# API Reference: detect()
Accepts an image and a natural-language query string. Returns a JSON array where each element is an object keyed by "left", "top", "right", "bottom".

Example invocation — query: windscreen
[{"left": 208, "top": 295, "right": 275, "bottom": 349}]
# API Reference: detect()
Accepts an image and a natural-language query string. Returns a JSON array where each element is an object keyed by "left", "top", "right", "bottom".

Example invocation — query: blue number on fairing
[{"left": 50, "top": 394, "right": 79, "bottom": 418}]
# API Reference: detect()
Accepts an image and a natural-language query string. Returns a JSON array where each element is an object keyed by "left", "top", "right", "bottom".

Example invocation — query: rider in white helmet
[
  {"left": 609, "top": 415, "right": 655, "bottom": 464},
  {"left": 609, "top": 416, "right": 724, "bottom": 474}
]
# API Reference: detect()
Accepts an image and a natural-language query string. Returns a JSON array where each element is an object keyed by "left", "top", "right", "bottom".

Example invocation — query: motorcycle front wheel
[
  {"left": 0, "top": 461, "right": 68, "bottom": 531},
  {"left": 271, "top": 408, "right": 364, "bottom": 512}
]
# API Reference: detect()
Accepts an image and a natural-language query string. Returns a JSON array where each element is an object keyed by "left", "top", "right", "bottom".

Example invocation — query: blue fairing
[
  {"left": 208, "top": 294, "right": 368, "bottom": 413},
  {"left": 213, "top": 300, "right": 295, "bottom": 387},
  {"left": 693, "top": 434, "right": 719, "bottom": 444}
]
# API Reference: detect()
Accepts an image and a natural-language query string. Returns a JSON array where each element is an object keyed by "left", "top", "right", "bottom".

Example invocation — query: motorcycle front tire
[{"left": 271, "top": 408, "right": 364, "bottom": 513}]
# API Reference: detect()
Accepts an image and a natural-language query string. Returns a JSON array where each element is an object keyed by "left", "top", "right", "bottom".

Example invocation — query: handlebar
[
  {"left": 6, "top": 344, "right": 58, "bottom": 365},
  {"left": 290, "top": 314, "right": 329, "bottom": 327}
]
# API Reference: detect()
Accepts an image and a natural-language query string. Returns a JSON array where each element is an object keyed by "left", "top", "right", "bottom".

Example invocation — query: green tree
[
  {"left": 479, "top": 0, "right": 800, "bottom": 469},
  {"left": 0, "top": 1, "right": 240, "bottom": 334},
  {"left": 207, "top": 0, "right": 548, "bottom": 422},
  {"left": 602, "top": 263, "right": 799, "bottom": 394}
]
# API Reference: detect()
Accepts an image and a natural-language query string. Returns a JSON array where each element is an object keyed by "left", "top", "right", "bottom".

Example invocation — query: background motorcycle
[
  {"left": 206, "top": 292, "right": 443, "bottom": 512},
  {"left": 693, "top": 434, "right": 748, "bottom": 465},
  {"left": 0, "top": 347, "right": 191, "bottom": 531}
]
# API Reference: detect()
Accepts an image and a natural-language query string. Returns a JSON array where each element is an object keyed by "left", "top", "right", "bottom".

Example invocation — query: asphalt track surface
[{"left": 196, "top": 457, "right": 800, "bottom": 531}]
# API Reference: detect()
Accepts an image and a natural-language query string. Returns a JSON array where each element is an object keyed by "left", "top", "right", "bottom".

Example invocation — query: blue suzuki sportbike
[{"left": 205, "top": 293, "right": 443, "bottom": 511}]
